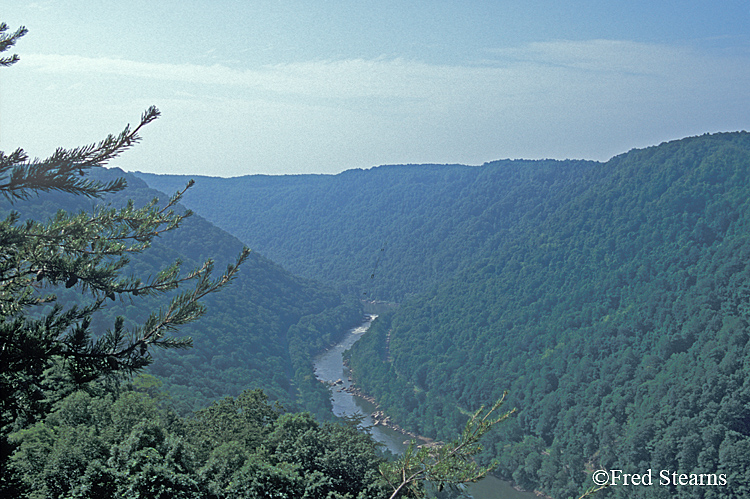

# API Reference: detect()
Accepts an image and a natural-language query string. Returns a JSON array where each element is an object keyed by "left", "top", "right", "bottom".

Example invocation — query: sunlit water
[{"left": 312, "top": 316, "right": 538, "bottom": 499}]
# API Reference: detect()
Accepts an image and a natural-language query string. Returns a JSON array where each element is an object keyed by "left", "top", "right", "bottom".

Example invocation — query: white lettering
[{"left": 660, "top": 469, "right": 670, "bottom": 485}]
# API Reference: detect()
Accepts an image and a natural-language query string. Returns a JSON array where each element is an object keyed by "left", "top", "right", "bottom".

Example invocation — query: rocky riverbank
[
  {"left": 313, "top": 317, "right": 540, "bottom": 499},
  {"left": 325, "top": 375, "right": 431, "bottom": 445}
]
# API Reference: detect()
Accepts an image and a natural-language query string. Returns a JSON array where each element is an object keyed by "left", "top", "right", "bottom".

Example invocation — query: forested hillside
[
  {"left": 1, "top": 167, "right": 362, "bottom": 417},
  {"left": 136, "top": 159, "right": 597, "bottom": 302},
  {"left": 139, "top": 131, "right": 750, "bottom": 498},
  {"left": 347, "top": 132, "right": 750, "bottom": 498}
]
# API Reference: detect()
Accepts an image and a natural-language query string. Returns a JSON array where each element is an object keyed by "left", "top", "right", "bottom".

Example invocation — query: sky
[{"left": 1, "top": 1, "right": 749, "bottom": 177}]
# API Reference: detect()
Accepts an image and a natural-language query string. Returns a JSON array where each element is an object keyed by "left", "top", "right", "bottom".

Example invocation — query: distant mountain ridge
[{"left": 135, "top": 158, "right": 599, "bottom": 302}]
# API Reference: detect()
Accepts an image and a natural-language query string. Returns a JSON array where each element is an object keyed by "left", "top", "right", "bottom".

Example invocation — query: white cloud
[
  {"left": 6, "top": 39, "right": 750, "bottom": 175},
  {"left": 22, "top": 38, "right": 748, "bottom": 109},
  {"left": 22, "top": 53, "right": 470, "bottom": 103}
]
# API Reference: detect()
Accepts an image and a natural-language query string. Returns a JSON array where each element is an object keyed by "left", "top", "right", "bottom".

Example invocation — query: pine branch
[
  {"left": 0, "top": 179, "right": 200, "bottom": 308},
  {"left": 0, "top": 26, "right": 250, "bottom": 458},
  {"left": 58, "top": 247, "right": 251, "bottom": 382},
  {"left": 0, "top": 23, "right": 27, "bottom": 67},
  {"left": 576, "top": 483, "right": 610, "bottom": 499},
  {"left": 0, "top": 107, "right": 160, "bottom": 200}
]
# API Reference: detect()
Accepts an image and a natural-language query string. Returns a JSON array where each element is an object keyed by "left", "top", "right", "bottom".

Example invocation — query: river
[{"left": 312, "top": 315, "right": 539, "bottom": 499}]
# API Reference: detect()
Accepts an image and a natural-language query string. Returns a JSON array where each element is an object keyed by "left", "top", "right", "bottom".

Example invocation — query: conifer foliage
[
  {"left": 0, "top": 22, "right": 26, "bottom": 67},
  {"left": 0, "top": 24, "right": 249, "bottom": 481}
]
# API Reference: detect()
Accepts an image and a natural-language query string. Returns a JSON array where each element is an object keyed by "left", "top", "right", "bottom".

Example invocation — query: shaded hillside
[
  {"left": 1, "top": 167, "right": 362, "bottom": 417},
  {"left": 136, "top": 159, "right": 597, "bottom": 302},
  {"left": 348, "top": 132, "right": 750, "bottom": 498}
]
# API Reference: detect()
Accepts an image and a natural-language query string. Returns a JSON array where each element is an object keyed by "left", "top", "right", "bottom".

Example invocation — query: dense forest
[
  {"left": 1, "top": 167, "right": 363, "bottom": 418},
  {"left": 136, "top": 159, "right": 597, "bottom": 303},
  {"left": 6, "top": 383, "right": 393, "bottom": 498},
  {"left": 139, "top": 131, "right": 750, "bottom": 498}
]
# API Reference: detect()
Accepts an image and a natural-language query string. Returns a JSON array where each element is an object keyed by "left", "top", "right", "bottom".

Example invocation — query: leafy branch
[
  {"left": 576, "top": 483, "right": 610, "bottom": 499},
  {"left": 379, "top": 391, "right": 516, "bottom": 499}
]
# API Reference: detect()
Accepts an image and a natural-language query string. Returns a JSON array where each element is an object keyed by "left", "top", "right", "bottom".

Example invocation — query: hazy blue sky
[{"left": 2, "top": 1, "right": 749, "bottom": 176}]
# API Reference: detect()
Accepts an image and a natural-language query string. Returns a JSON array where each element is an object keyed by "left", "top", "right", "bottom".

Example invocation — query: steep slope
[
  {"left": 1, "top": 167, "right": 362, "bottom": 416},
  {"left": 348, "top": 132, "right": 750, "bottom": 498}
]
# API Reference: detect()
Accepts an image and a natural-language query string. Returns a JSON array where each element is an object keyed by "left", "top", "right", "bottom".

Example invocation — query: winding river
[{"left": 312, "top": 315, "right": 538, "bottom": 499}]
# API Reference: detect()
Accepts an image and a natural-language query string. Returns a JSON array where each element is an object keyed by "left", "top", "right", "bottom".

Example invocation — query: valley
[
  {"left": 3, "top": 4, "right": 748, "bottom": 496},
  {"left": 2, "top": 131, "right": 747, "bottom": 498},
  {"left": 135, "top": 131, "right": 750, "bottom": 497}
]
